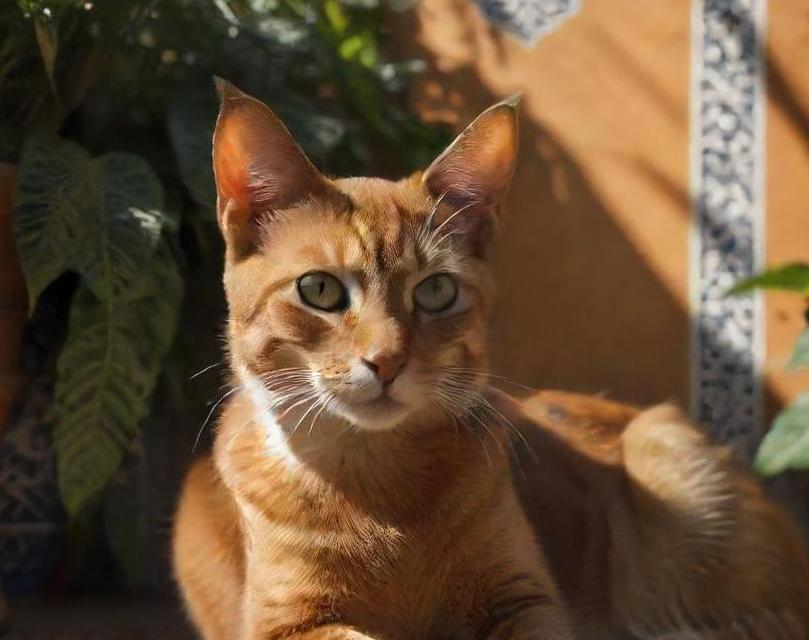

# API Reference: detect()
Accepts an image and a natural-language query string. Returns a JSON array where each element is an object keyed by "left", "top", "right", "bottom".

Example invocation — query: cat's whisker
[
  {"left": 259, "top": 368, "right": 312, "bottom": 383},
  {"left": 264, "top": 381, "right": 313, "bottom": 399},
  {"left": 442, "top": 366, "right": 536, "bottom": 392},
  {"left": 260, "top": 366, "right": 310, "bottom": 377},
  {"left": 274, "top": 390, "right": 320, "bottom": 419},
  {"left": 288, "top": 395, "right": 324, "bottom": 435},
  {"left": 450, "top": 380, "right": 531, "bottom": 446},
  {"left": 439, "top": 372, "right": 537, "bottom": 466},
  {"left": 225, "top": 415, "right": 256, "bottom": 454},
  {"left": 428, "top": 200, "right": 477, "bottom": 243},
  {"left": 306, "top": 399, "right": 331, "bottom": 437},
  {"left": 434, "top": 387, "right": 494, "bottom": 468},
  {"left": 307, "top": 395, "right": 333, "bottom": 436},
  {"left": 481, "top": 400, "right": 536, "bottom": 464},
  {"left": 261, "top": 376, "right": 310, "bottom": 384},
  {"left": 429, "top": 229, "right": 463, "bottom": 252},
  {"left": 189, "top": 361, "right": 224, "bottom": 380},
  {"left": 469, "top": 397, "right": 535, "bottom": 476},
  {"left": 263, "top": 376, "right": 312, "bottom": 386},
  {"left": 265, "top": 381, "right": 312, "bottom": 397},
  {"left": 420, "top": 186, "right": 452, "bottom": 243},
  {"left": 194, "top": 384, "right": 243, "bottom": 453},
  {"left": 419, "top": 193, "right": 479, "bottom": 258}
]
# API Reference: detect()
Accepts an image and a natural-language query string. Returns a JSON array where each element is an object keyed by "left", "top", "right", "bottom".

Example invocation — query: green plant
[
  {"left": 3, "top": 0, "right": 447, "bottom": 521},
  {"left": 730, "top": 263, "right": 809, "bottom": 475}
]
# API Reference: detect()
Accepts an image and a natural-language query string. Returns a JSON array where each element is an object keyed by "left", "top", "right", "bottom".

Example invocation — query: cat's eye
[
  {"left": 413, "top": 273, "right": 458, "bottom": 313},
  {"left": 296, "top": 271, "right": 348, "bottom": 312}
]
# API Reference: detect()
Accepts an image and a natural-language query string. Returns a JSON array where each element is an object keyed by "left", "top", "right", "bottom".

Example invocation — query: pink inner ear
[
  {"left": 424, "top": 105, "right": 518, "bottom": 210},
  {"left": 214, "top": 108, "right": 253, "bottom": 219},
  {"left": 212, "top": 82, "right": 328, "bottom": 233}
]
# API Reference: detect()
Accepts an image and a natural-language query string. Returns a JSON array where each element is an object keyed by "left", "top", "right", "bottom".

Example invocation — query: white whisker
[
  {"left": 193, "top": 384, "right": 242, "bottom": 453},
  {"left": 289, "top": 396, "right": 323, "bottom": 435},
  {"left": 190, "top": 361, "right": 223, "bottom": 380}
]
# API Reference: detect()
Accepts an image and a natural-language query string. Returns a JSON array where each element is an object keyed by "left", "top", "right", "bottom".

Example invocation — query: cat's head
[{"left": 213, "top": 79, "right": 518, "bottom": 431}]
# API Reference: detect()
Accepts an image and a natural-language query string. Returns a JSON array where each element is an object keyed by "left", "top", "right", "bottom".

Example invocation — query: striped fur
[{"left": 173, "top": 82, "right": 809, "bottom": 640}]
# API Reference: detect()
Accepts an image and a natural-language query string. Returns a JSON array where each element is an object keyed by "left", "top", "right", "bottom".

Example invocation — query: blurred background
[{"left": 0, "top": 0, "right": 807, "bottom": 638}]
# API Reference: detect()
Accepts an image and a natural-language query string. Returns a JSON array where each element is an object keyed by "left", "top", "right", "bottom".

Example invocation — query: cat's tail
[{"left": 613, "top": 403, "right": 809, "bottom": 640}]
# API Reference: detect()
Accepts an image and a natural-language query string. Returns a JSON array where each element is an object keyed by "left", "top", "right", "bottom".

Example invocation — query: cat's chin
[{"left": 333, "top": 396, "right": 416, "bottom": 432}]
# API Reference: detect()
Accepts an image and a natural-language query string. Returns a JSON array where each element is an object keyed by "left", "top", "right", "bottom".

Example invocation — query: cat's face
[{"left": 213, "top": 80, "right": 518, "bottom": 431}]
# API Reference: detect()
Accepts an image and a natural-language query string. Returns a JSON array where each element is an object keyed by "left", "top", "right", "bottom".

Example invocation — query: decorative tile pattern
[
  {"left": 473, "top": 0, "right": 580, "bottom": 46},
  {"left": 690, "top": 0, "right": 766, "bottom": 454},
  {"left": 0, "top": 375, "right": 64, "bottom": 594}
]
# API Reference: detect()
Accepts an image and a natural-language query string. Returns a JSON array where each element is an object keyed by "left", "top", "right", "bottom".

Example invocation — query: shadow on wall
[
  {"left": 393, "top": 1, "right": 806, "bottom": 434},
  {"left": 394, "top": 4, "right": 690, "bottom": 409}
]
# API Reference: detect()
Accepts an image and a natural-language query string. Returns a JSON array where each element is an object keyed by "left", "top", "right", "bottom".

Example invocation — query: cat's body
[
  {"left": 175, "top": 388, "right": 809, "bottom": 640},
  {"left": 173, "top": 80, "right": 809, "bottom": 640},
  {"left": 175, "top": 389, "right": 566, "bottom": 640}
]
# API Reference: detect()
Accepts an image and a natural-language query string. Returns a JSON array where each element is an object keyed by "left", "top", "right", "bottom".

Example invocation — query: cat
[{"left": 172, "top": 79, "right": 809, "bottom": 640}]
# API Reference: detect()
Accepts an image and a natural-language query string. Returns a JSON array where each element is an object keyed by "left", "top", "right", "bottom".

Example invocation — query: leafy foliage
[
  {"left": 788, "top": 328, "right": 809, "bottom": 370},
  {"left": 755, "top": 393, "right": 809, "bottom": 476},
  {"left": 13, "top": 133, "right": 90, "bottom": 309},
  {"left": 731, "top": 263, "right": 809, "bottom": 476},
  {"left": 14, "top": 133, "right": 181, "bottom": 515},
  {"left": 55, "top": 266, "right": 181, "bottom": 515},
  {"left": 3, "top": 0, "right": 446, "bottom": 535},
  {"left": 729, "top": 262, "right": 809, "bottom": 296}
]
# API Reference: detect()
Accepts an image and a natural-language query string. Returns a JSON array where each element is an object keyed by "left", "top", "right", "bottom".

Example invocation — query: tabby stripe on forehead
[
  {"left": 386, "top": 205, "right": 408, "bottom": 259},
  {"left": 347, "top": 215, "right": 373, "bottom": 263},
  {"left": 349, "top": 215, "right": 391, "bottom": 281}
]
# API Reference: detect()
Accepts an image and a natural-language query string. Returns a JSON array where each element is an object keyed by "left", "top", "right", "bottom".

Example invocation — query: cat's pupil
[
  {"left": 296, "top": 271, "right": 347, "bottom": 312},
  {"left": 413, "top": 273, "right": 457, "bottom": 313}
]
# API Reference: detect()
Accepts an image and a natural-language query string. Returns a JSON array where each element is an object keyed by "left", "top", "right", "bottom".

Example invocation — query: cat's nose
[{"left": 361, "top": 351, "right": 408, "bottom": 386}]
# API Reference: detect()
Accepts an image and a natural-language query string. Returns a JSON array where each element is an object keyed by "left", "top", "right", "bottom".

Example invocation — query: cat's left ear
[{"left": 422, "top": 96, "right": 519, "bottom": 249}]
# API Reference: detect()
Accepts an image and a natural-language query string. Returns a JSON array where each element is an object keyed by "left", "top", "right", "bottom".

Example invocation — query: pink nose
[{"left": 361, "top": 351, "right": 408, "bottom": 385}]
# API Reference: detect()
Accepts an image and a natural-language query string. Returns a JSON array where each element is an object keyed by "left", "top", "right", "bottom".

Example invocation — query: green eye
[
  {"left": 413, "top": 273, "right": 458, "bottom": 313},
  {"left": 296, "top": 271, "right": 348, "bottom": 312}
]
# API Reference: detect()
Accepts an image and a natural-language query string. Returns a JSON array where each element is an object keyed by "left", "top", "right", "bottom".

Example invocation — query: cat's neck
[{"left": 215, "top": 387, "right": 509, "bottom": 524}]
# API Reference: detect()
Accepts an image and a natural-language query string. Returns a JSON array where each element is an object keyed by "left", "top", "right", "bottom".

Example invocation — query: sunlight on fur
[{"left": 172, "top": 79, "right": 809, "bottom": 640}]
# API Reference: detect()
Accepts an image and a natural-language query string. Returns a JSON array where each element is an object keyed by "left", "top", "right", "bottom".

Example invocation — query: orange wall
[
  {"left": 765, "top": 0, "right": 809, "bottom": 412},
  {"left": 397, "top": 0, "right": 807, "bottom": 413},
  {"left": 398, "top": 0, "right": 691, "bottom": 406}
]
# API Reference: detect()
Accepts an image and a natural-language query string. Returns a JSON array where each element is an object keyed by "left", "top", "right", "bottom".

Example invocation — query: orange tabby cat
[{"left": 173, "top": 79, "right": 809, "bottom": 640}]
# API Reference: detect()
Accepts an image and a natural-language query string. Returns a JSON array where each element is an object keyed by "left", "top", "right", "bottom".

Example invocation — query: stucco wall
[{"left": 395, "top": 0, "right": 809, "bottom": 429}]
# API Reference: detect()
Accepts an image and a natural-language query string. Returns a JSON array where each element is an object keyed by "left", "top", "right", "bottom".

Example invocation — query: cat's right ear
[{"left": 212, "top": 78, "right": 335, "bottom": 256}]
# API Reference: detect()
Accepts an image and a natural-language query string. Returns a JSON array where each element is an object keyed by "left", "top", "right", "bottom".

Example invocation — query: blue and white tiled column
[
  {"left": 476, "top": 0, "right": 770, "bottom": 453},
  {"left": 472, "top": 0, "right": 580, "bottom": 46},
  {"left": 690, "top": 0, "right": 767, "bottom": 454}
]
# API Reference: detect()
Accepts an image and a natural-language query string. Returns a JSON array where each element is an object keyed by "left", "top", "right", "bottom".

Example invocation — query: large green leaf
[
  {"left": 82, "top": 153, "right": 164, "bottom": 300},
  {"left": 754, "top": 392, "right": 809, "bottom": 476},
  {"left": 14, "top": 134, "right": 164, "bottom": 306},
  {"left": 13, "top": 132, "right": 91, "bottom": 310},
  {"left": 789, "top": 328, "right": 809, "bottom": 370},
  {"left": 789, "top": 327, "right": 809, "bottom": 369},
  {"left": 14, "top": 132, "right": 182, "bottom": 515},
  {"left": 729, "top": 263, "right": 809, "bottom": 296},
  {"left": 55, "top": 246, "right": 182, "bottom": 515}
]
